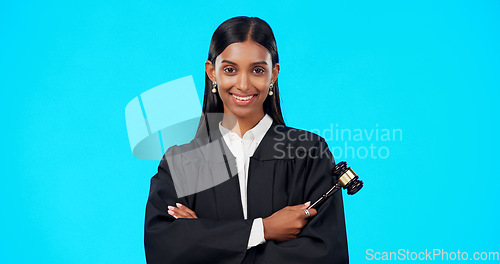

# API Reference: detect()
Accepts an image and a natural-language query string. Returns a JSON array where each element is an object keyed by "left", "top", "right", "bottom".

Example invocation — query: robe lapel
[
  {"left": 247, "top": 157, "right": 275, "bottom": 219},
  {"left": 207, "top": 119, "right": 288, "bottom": 220},
  {"left": 247, "top": 120, "right": 288, "bottom": 219},
  {"left": 209, "top": 125, "right": 245, "bottom": 220}
]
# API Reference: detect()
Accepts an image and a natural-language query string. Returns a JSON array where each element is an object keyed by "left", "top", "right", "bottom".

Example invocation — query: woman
[{"left": 144, "top": 16, "right": 349, "bottom": 263}]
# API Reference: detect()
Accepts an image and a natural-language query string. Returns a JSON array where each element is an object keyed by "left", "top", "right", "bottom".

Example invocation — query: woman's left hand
[{"left": 167, "top": 203, "right": 198, "bottom": 219}]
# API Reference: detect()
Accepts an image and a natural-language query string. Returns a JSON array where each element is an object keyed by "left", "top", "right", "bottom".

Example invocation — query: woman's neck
[{"left": 221, "top": 111, "right": 266, "bottom": 138}]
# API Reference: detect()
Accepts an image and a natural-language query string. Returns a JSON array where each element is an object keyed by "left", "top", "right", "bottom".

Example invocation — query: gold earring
[
  {"left": 212, "top": 81, "right": 217, "bottom": 93},
  {"left": 268, "top": 83, "right": 274, "bottom": 96}
]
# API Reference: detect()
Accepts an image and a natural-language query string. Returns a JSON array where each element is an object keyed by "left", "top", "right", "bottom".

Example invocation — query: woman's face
[{"left": 206, "top": 40, "right": 279, "bottom": 120}]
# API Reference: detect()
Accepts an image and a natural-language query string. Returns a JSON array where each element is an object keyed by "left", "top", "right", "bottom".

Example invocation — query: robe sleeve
[
  {"left": 243, "top": 137, "right": 349, "bottom": 264},
  {"left": 144, "top": 156, "right": 254, "bottom": 264}
]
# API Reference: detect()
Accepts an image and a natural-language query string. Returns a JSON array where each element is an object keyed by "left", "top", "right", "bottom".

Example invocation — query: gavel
[{"left": 307, "top": 161, "right": 364, "bottom": 210}]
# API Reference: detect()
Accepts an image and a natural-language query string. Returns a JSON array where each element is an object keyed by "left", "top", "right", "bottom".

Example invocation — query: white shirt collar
[{"left": 219, "top": 113, "right": 273, "bottom": 142}]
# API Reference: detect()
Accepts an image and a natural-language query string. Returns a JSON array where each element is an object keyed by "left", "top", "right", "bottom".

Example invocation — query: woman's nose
[{"left": 236, "top": 72, "right": 250, "bottom": 91}]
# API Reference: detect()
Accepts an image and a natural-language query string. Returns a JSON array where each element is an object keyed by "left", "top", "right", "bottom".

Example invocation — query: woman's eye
[
  {"left": 254, "top": 68, "right": 265, "bottom": 74},
  {"left": 224, "top": 67, "right": 235, "bottom": 73}
]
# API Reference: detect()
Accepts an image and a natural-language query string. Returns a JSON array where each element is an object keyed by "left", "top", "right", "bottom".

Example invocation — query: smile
[{"left": 231, "top": 94, "right": 256, "bottom": 101}]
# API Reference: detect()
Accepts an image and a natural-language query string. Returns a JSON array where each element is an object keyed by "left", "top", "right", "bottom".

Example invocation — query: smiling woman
[
  {"left": 144, "top": 16, "right": 349, "bottom": 264},
  {"left": 205, "top": 40, "right": 279, "bottom": 127}
]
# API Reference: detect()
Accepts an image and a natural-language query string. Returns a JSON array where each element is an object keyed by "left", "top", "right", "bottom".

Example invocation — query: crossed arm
[{"left": 145, "top": 138, "right": 349, "bottom": 264}]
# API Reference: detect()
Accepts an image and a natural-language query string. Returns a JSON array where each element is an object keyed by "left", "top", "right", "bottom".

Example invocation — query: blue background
[{"left": 1, "top": 0, "right": 498, "bottom": 263}]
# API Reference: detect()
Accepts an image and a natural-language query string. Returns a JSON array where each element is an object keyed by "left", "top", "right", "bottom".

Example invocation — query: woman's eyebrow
[{"left": 221, "top": 60, "right": 268, "bottom": 66}]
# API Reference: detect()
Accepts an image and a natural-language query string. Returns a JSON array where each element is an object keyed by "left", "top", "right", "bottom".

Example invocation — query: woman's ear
[
  {"left": 272, "top": 62, "right": 280, "bottom": 83},
  {"left": 205, "top": 60, "right": 216, "bottom": 82}
]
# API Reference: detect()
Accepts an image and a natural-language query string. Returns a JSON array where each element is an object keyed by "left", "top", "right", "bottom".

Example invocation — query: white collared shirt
[{"left": 219, "top": 113, "right": 273, "bottom": 249}]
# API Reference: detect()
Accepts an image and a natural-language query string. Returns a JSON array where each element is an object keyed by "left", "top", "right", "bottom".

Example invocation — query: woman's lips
[{"left": 230, "top": 93, "right": 257, "bottom": 105}]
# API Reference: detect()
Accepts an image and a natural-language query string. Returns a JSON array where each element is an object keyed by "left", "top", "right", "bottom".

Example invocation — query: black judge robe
[{"left": 144, "top": 120, "right": 349, "bottom": 264}]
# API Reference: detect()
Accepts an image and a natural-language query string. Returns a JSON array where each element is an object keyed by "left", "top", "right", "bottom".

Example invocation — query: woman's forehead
[{"left": 217, "top": 41, "right": 272, "bottom": 65}]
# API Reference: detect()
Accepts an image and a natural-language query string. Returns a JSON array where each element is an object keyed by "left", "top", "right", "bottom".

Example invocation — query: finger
[
  {"left": 168, "top": 205, "right": 191, "bottom": 218},
  {"left": 174, "top": 205, "right": 193, "bottom": 218},
  {"left": 176, "top": 203, "right": 198, "bottom": 218},
  {"left": 176, "top": 203, "right": 195, "bottom": 218},
  {"left": 307, "top": 208, "right": 318, "bottom": 218},
  {"left": 300, "top": 208, "right": 317, "bottom": 220},
  {"left": 176, "top": 209, "right": 192, "bottom": 218},
  {"left": 167, "top": 206, "right": 179, "bottom": 219},
  {"left": 291, "top": 201, "right": 311, "bottom": 209}
]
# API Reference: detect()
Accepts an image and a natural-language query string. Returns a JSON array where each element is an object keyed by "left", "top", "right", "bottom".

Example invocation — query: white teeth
[{"left": 232, "top": 94, "right": 254, "bottom": 101}]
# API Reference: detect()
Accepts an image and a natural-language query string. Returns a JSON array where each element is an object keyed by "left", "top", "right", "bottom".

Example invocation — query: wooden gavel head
[{"left": 331, "top": 161, "right": 364, "bottom": 195}]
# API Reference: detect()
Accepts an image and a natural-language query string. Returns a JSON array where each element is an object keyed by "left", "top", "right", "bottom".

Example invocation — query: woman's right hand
[{"left": 262, "top": 201, "right": 317, "bottom": 242}]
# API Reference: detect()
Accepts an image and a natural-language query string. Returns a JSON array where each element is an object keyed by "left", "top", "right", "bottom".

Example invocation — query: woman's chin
[{"left": 227, "top": 108, "right": 263, "bottom": 120}]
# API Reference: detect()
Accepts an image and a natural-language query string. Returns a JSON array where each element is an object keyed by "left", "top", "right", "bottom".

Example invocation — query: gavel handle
[{"left": 307, "top": 183, "right": 342, "bottom": 210}]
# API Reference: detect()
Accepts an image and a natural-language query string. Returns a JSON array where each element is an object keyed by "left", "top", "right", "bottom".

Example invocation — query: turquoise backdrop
[{"left": 1, "top": 0, "right": 499, "bottom": 263}]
